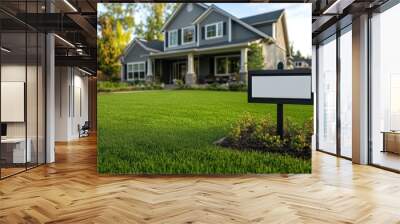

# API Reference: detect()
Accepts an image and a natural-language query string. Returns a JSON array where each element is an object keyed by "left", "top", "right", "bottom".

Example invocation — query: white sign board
[
  {"left": 248, "top": 69, "right": 313, "bottom": 104},
  {"left": 1, "top": 82, "right": 25, "bottom": 122}
]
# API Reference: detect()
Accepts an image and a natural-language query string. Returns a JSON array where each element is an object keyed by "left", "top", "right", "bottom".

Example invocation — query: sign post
[
  {"left": 277, "top": 103, "right": 284, "bottom": 138},
  {"left": 248, "top": 68, "right": 313, "bottom": 138}
]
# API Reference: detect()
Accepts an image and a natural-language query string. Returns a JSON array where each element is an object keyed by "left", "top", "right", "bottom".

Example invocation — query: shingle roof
[
  {"left": 140, "top": 39, "right": 164, "bottom": 51},
  {"left": 240, "top": 9, "right": 284, "bottom": 25}
]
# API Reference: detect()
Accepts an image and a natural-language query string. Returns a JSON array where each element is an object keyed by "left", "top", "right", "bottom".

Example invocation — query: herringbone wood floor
[{"left": 1, "top": 135, "right": 400, "bottom": 224}]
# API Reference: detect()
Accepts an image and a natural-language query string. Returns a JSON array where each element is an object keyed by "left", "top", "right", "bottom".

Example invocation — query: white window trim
[
  {"left": 182, "top": 25, "right": 195, "bottom": 45},
  {"left": 214, "top": 55, "right": 240, "bottom": 76},
  {"left": 205, "top": 21, "right": 223, "bottom": 40},
  {"left": 127, "top": 61, "right": 146, "bottom": 81},
  {"left": 168, "top": 29, "right": 178, "bottom": 48}
]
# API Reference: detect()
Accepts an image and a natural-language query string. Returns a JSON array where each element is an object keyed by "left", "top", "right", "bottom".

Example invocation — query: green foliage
[
  {"left": 97, "top": 4, "right": 136, "bottom": 80},
  {"left": 98, "top": 91, "right": 313, "bottom": 174},
  {"left": 248, "top": 43, "right": 265, "bottom": 70},
  {"left": 135, "top": 3, "right": 177, "bottom": 41},
  {"left": 97, "top": 81, "right": 164, "bottom": 92},
  {"left": 224, "top": 113, "right": 312, "bottom": 158},
  {"left": 228, "top": 82, "right": 247, "bottom": 91},
  {"left": 175, "top": 82, "right": 247, "bottom": 92}
]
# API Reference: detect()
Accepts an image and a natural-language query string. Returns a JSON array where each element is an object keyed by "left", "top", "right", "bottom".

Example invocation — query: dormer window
[
  {"left": 182, "top": 26, "right": 195, "bottom": 45},
  {"left": 205, "top": 22, "right": 223, "bottom": 40},
  {"left": 168, "top": 29, "right": 178, "bottom": 47}
]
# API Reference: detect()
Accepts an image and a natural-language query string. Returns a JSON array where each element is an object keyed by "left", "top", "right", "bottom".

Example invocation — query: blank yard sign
[
  {"left": 248, "top": 69, "right": 313, "bottom": 105},
  {"left": 1, "top": 82, "right": 25, "bottom": 122}
]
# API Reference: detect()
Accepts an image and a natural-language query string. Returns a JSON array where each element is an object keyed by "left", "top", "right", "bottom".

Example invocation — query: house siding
[
  {"left": 199, "top": 11, "right": 229, "bottom": 46},
  {"left": 252, "top": 23, "right": 273, "bottom": 37},
  {"left": 124, "top": 42, "right": 149, "bottom": 63},
  {"left": 231, "top": 20, "right": 260, "bottom": 43},
  {"left": 164, "top": 3, "right": 205, "bottom": 51}
]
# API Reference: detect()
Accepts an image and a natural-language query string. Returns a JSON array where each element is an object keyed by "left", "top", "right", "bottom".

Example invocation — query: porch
[{"left": 148, "top": 47, "right": 249, "bottom": 85}]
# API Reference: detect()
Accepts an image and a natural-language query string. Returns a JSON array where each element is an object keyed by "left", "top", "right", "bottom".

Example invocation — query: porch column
[
  {"left": 239, "top": 47, "right": 248, "bottom": 83},
  {"left": 146, "top": 58, "right": 153, "bottom": 81},
  {"left": 186, "top": 52, "right": 196, "bottom": 85}
]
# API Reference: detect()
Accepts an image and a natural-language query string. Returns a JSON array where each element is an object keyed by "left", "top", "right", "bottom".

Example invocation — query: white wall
[{"left": 55, "top": 67, "right": 89, "bottom": 141}]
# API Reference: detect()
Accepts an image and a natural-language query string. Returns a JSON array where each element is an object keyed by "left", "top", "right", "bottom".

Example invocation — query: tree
[
  {"left": 248, "top": 43, "right": 265, "bottom": 70},
  {"left": 97, "top": 4, "right": 136, "bottom": 80},
  {"left": 135, "top": 3, "right": 177, "bottom": 41},
  {"left": 144, "top": 4, "right": 166, "bottom": 40}
]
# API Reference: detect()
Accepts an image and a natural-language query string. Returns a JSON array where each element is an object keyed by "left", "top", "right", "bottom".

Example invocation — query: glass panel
[
  {"left": 371, "top": 4, "right": 400, "bottom": 171},
  {"left": 183, "top": 27, "right": 194, "bottom": 43},
  {"left": 169, "top": 31, "right": 177, "bottom": 46},
  {"left": 207, "top": 25, "right": 216, "bottom": 38},
  {"left": 1, "top": 31, "right": 28, "bottom": 177},
  {"left": 38, "top": 32, "right": 45, "bottom": 165},
  {"left": 216, "top": 57, "right": 227, "bottom": 75},
  {"left": 340, "top": 27, "right": 352, "bottom": 158},
  {"left": 228, "top": 57, "right": 240, "bottom": 74},
  {"left": 217, "top": 23, "right": 223, "bottom": 36},
  {"left": 139, "top": 63, "right": 144, "bottom": 71},
  {"left": 27, "top": 31, "right": 38, "bottom": 169},
  {"left": 318, "top": 35, "right": 337, "bottom": 154},
  {"left": 140, "top": 72, "right": 145, "bottom": 80}
]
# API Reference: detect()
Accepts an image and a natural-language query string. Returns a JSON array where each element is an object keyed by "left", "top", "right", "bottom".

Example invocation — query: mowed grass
[{"left": 98, "top": 90, "right": 313, "bottom": 174}]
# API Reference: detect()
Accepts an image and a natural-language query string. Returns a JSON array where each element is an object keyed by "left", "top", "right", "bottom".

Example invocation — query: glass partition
[
  {"left": 0, "top": 1, "right": 46, "bottom": 179},
  {"left": 1, "top": 31, "right": 28, "bottom": 177},
  {"left": 370, "top": 3, "right": 400, "bottom": 171},
  {"left": 317, "top": 35, "right": 337, "bottom": 154},
  {"left": 339, "top": 26, "right": 352, "bottom": 158}
]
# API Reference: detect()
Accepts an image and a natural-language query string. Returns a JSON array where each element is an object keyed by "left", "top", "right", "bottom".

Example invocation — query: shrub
[
  {"left": 97, "top": 81, "right": 164, "bottom": 92},
  {"left": 223, "top": 113, "right": 312, "bottom": 159},
  {"left": 228, "top": 82, "right": 247, "bottom": 91}
]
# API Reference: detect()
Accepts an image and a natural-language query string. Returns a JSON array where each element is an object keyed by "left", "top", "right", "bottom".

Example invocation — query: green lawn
[{"left": 98, "top": 90, "right": 313, "bottom": 174}]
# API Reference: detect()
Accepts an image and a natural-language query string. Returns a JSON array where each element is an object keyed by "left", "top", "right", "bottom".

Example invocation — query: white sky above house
[{"left": 98, "top": 3, "right": 312, "bottom": 57}]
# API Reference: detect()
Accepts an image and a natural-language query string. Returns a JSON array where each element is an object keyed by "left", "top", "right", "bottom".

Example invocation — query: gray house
[{"left": 120, "top": 3, "right": 290, "bottom": 85}]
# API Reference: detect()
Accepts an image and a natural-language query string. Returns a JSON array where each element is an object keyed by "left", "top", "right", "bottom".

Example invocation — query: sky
[
  {"left": 211, "top": 3, "right": 312, "bottom": 57},
  {"left": 98, "top": 3, "right": 312, "bottom": 57}
]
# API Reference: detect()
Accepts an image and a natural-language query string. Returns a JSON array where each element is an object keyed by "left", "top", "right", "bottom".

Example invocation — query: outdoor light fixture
[
  {"left": 78, "top": 67, "right": 93, "bottom": 76},
  {"left": 1, "top": 47, "right": 11, "bottom": 53},
  {"left": 54, "top": 34, "right": 75, "bottom": 48},
  {"left": 63, "top": 0, "right": 78, "bottom": 12}
]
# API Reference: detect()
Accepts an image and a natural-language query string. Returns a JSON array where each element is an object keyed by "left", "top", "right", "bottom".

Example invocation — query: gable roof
[
  {"left": 141, "top": 40, "right": 164, "bottom": 51},
  {"left": 122, "top": 38, "right": 162, "bottom": 59},
  {"left": 161, "top": 3, "right": 208, "bottom": 31},
  {"left": 192, "top": 4, "right": 271, "bottom": 40},
  {"left": 240, "top": 9, "right": 284, "bottom": 25}
]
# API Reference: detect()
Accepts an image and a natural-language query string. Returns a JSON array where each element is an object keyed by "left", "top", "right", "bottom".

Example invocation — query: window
[
  {"left": 339, "top": 27, "right": 352, "bottom": 158},
  {"left": 127, "top": 62, "right": 145, "bottom": 81},
  {"left": 215, "top": 55, "right": 240, "bottom": 76},
  {"left": 216, "top": 57, "right": 227, "bottom": 75},
  {"left": 370, "top": 3, "right": 400, "bottom": 171},
  {"left": 317, "top": 35, "right": 337, "bottom": 155},
  {"left": 182, "top": 26, "right": 195, "bottom": 44},
  {"left": 168, "top": 29, "right": 178, "bottom": 47},
  {"left": 205, "top": 22, "right": 223, "bottom": 40}
]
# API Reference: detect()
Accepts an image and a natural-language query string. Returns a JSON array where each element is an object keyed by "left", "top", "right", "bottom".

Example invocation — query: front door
[{"left": 172, "top": 62, "right": 187, "bottom": 83}]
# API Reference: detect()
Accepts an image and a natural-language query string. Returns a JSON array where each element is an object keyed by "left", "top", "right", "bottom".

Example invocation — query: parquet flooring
[{"left": 1, "top": 135, "right": 400, "bottom": 223}]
